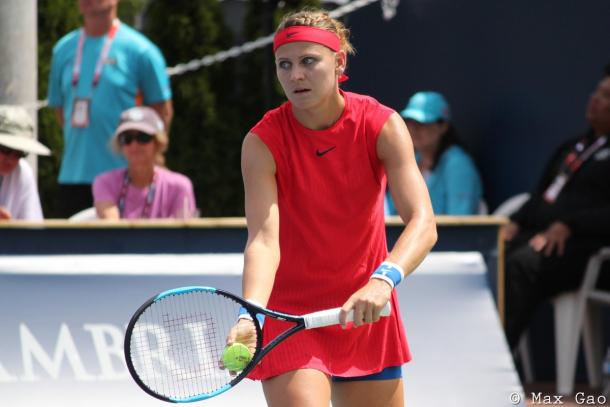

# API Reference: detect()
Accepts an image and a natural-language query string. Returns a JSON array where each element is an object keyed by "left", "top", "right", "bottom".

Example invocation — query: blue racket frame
[{"left": 124, "top": 286, "right": 304, "bottom": 403}]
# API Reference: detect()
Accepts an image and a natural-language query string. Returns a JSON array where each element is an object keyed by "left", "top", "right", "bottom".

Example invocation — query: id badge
[
  {"left": 543, "top": 173, "right": 568, "bottom": 203},
  {"left": 71, "top": 98, "right": 90, "bottom": 128}
]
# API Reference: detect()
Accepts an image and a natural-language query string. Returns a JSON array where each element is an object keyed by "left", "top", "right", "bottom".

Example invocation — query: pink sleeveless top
[{"left": 248, "top": 91, "right": 411, "bottom": 379}]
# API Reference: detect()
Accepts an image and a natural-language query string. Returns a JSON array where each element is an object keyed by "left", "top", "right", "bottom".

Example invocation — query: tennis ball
[{"left": 222, "top": 343, "right": 252, "bottom": 371}]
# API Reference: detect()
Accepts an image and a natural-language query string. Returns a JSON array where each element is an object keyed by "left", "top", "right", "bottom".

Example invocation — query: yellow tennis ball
[{"left": 222, "top": 343, "right": 252, "bottom": 371}]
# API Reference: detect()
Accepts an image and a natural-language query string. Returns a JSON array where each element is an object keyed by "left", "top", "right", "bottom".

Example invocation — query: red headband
[
  {"left": 273, "top": 26, "right": 349, "bottom": 82},
  {"left": 273, "top": 26, "right": 341, "bottom": 53}
]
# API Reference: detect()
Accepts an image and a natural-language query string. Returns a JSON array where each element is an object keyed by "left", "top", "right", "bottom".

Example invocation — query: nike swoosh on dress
[{"left": 316, "top": 146, "right": 336, "bottom": 157}]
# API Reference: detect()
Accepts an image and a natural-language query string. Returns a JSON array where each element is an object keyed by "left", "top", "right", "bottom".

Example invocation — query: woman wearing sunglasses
[{"left": 92, "top": 106, "right": 196, "bottom": 219}]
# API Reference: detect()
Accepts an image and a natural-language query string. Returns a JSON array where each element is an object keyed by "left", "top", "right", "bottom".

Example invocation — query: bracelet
[
  {"left": 237, "top": 298, "right": 265, "bottom": 327},
  {"left": 370, "top": 261, "right": 405, "bottom": 289}
]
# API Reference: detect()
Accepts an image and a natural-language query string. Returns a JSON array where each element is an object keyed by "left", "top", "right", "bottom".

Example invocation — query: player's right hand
[{"left": 340, "top": 278, "right": 392, "bottom": 329}]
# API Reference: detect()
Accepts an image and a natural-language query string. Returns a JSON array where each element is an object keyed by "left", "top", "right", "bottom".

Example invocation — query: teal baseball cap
[{"left": 399, "top": 91, "right": 451, "bottom": 123}]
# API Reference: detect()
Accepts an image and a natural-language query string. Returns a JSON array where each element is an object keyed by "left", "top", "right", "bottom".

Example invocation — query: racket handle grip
[{"left": 304, "top": 302, "right": 391, "bottom": 329}]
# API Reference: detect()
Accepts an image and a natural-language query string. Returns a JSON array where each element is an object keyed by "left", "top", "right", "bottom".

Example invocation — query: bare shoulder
[
  {"left": 376, "top": 112, "right": 414, "bottom": 162},
  {"left": 242, "top": 132, "right": 275, "bottom": 174}
]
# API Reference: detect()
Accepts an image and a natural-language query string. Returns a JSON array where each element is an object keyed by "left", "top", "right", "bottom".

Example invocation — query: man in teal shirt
[{"left": 48, "top": 0, "right": 172, "bottom": 217}]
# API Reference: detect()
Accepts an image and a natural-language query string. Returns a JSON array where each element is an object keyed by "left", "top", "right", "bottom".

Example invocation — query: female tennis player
[{"left": 229, "top": 9, "right": 437, "bottom": 407}]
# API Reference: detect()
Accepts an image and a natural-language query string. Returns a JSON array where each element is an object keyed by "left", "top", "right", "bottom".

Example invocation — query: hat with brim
[
  {"left": 112, "top": 106, "right": 165, "bottom": 141},
  {"left": 399, "top": 91, "right": 451, "bottom": 124},
  {"left": 0, "top": 134, "right": 51, "bottom": 156},
  {"left": 0, "top": 105, "right": 51, "bottom": 156}
]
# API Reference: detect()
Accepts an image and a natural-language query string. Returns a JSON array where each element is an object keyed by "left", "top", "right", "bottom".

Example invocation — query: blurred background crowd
[{"left": 0, "top": 0, "right": 606, "bottom": 220}]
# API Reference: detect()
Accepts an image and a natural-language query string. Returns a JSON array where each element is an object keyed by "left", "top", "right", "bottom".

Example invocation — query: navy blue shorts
[{"left": 331, "top": 366, "right": 402, "bottom": 382}]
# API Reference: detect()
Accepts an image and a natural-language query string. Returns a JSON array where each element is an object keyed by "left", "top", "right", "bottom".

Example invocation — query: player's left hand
[
  {"left": 221, "top": 319, "right": 257, "bottom": 374},
  {"left": 225, "top": 318, "right": 257, "bottom": 354},
  {"left": 339, "top": 279, "right": 392, "bottom": 329}
]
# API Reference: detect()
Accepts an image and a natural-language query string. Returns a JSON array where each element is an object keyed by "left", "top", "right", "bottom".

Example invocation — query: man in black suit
[{"left": 504, "top": 72, "right": 610, "bottom": 348}]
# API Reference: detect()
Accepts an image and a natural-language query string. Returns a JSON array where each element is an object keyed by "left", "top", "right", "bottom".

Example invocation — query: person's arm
[
  {"left": 94, "top": 201, "right": 120, "bottom": 219},
  {"left": 561, "top": 207, "right": 610, "bottom": 237},
  {"left": 138, "top": 43, "right": 173, "bottom": 130},
  {"left": 54, "top": 108, "right": 64, "bottom": 129},
  {"left": 340, "top": 113, "right": 437, "bottom": 326},
  {"left": 168, "top": 176, "right": 197, "bottom": 219},
  {"left": 48, "top": 44, "right": 65, "bottom": 129},
  {"left": 505, "top": 142, "right": 573, "bottom": 242},
  {"left": 11, "top": 161, "right": 44, "bottom": 221},
  {"left": 443, "top": 151, "right": 482, "bottom": 215},
  {"left": 224, "top": 133, "right": 279, "bottom": 354},
  {"left": 510, "top": 139, "right": 574, "bottom": 225},
  {"left": 17, "top": 186, "right": 44, "bottom": 221},
  {"left": 381, "top": 113, "right": 437, "bottom": 277},
  {"left": 147, "top": 100, "right": 173, "bottom": 131},
  {"left": 529, "top": 205, "right": 610, "bottom": 257},
  {"left": 92, "top": 174, "right": 120, "bottom": 219},
  {"left": 241, "top": 132, "right": 280, "bottom": 306}
]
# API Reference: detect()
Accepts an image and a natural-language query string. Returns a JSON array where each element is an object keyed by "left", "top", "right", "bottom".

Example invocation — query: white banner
[{"left": 0, "top": 253, "right": 524, "bottom": 407}]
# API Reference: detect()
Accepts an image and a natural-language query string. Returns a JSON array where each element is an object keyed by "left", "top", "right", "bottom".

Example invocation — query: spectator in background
[
  {"left": 48, "top": 0, "right": 173, "bottom": 218},
  {"left": 92, "top": 107, "right": 195, "bottom": 219},
  {"left": 0, "top": 105, "right": 51, "bottom": 220},
  {"left": 385, "top": 91, "right": 483, "bottom": 215},
  {"left": 504, "top": 74, "right": 610, "bottom": 349}
]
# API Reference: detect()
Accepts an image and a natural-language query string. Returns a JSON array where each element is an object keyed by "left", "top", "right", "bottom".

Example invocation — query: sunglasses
[
  {"left": 0, "top": 145, "right": 27, "bottom": 159},
  {"left": 119, "top": 131, "right": 155, "bottom": 146}
]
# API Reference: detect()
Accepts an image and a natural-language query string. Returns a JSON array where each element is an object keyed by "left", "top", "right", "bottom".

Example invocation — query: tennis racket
[{"left": 124, "top": 286, "right": 391, "bottom": 403}]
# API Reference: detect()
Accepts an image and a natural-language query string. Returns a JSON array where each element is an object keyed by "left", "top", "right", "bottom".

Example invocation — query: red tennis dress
[{"left": 248, "top": 91, "right": 411, "bottom": 380}]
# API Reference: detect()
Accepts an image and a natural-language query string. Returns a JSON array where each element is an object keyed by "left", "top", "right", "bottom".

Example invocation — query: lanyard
[
  {"left": 72, "top": 19, "right": 120, "bottom": 88},
  {"left": 543, "top": 134, "right": 607, "bottom": 203},
  {"left": 118, "top": 170, "right": 157, "bottom": 219},
  {"left": 559, "top": 135, "right": 607, "bottom": 176}
]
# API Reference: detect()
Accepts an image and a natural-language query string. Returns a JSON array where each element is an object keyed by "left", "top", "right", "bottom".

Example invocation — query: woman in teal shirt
[{"left": 386, "top": 91, "right": 483, "bottom": 215}]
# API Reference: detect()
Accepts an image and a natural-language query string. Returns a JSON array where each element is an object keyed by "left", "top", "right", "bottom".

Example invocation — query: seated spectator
[
  {"left": 92, "top": 107, "right": 196, "bottom": 219},
  {"left": 0, "top": 105, "right": 51, "bottom": 220},
  {"left": 385, "top": 91, "right": 483, "bottom": 215},
  {"left": 504, "top": 73, "right": 610, "bottom": 349}
]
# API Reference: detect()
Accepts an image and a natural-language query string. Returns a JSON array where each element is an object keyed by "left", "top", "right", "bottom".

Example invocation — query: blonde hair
[
  {"left": 111, "top": 131, "right": 169, "bottom": 167},
  {"left": 276, "top": 9, "right": 355, "bottom": 55}
]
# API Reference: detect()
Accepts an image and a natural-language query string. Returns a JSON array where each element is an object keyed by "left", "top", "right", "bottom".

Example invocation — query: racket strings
[{"left": 129, "top": 291, "right": 241, "bottom": 400}]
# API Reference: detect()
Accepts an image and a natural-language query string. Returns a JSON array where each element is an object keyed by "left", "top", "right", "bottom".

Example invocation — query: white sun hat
[{"left": 0, "top": 105, "right": 51, "bottom": 156}]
